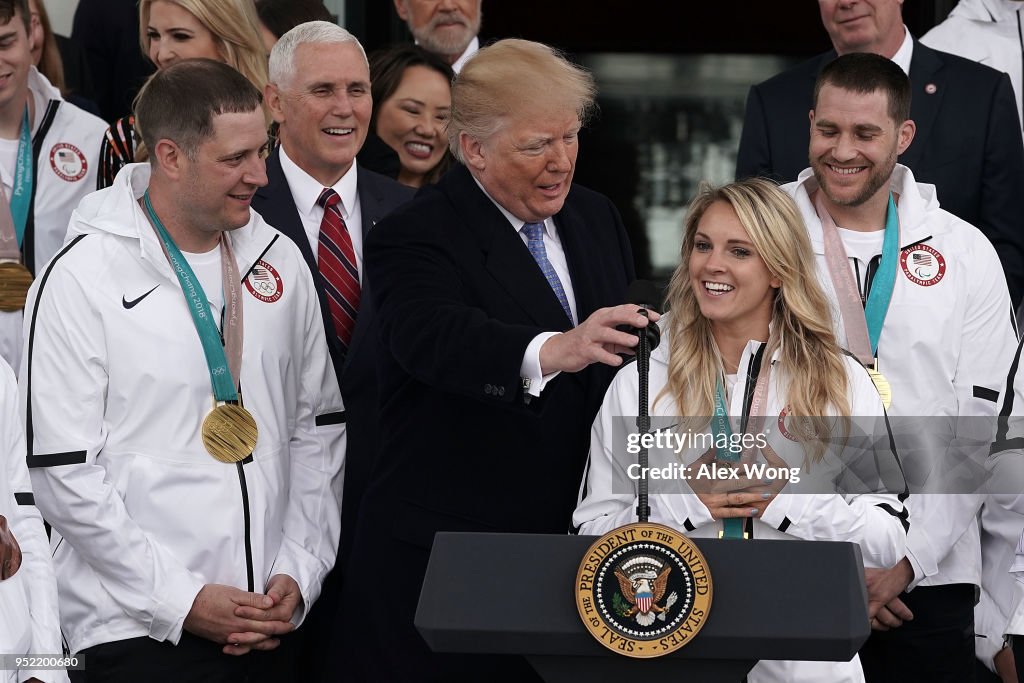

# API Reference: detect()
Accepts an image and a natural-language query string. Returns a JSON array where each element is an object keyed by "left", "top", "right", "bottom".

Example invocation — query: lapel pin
[{"left": 925, "top": 83, "right": 937, "bottom": 95}]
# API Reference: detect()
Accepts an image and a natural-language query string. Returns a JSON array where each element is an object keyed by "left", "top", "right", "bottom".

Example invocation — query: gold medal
[
  {"left": 0, "top": 261, "right": 33, "bottom": 312},
  {"left": 867, "top": 368, "right": 892, "bottom": 411},
  {"left": 201, "top": 402, "right": 258, "bottom": 463}
]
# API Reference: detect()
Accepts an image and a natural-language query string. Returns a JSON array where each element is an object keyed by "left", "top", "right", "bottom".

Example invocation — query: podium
[{"left": 416, "top": 532, "right": 870, "bottom": 682}]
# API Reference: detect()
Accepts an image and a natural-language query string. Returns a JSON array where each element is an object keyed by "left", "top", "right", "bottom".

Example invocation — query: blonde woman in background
[
  {"left": 574, "top": 178, "right": 909, "bottom": 683},
  {"left": 97, "top": 0, "right": 268, "bottom": 188}
]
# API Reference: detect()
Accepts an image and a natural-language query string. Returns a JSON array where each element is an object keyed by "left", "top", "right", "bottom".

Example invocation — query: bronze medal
[
  {"left": 201, "top": 402, "right": 258, "bottom": 463},
  {"left": 0, "top": 261, "right": 33, "bottom": 312},
  {"left": 867, "top": 368, "right": 892, "bottom": 411}
]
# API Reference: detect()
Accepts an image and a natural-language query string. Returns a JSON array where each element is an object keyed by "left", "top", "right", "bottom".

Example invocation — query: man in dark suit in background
[
  {"left": 736, "top": 0, "right": 1024, "bottom": 306},
  {"left": 252, "top": 20, "right": 413, "bottom": 680},
  {"left": 71, "top": 0, "right": 152, "bottom": 123},
  {"left": 393, "top": 0, "right": 481, "bottom": 73},
  {"left": 338, "top": 38, "right": 651, "bottom": 682}
]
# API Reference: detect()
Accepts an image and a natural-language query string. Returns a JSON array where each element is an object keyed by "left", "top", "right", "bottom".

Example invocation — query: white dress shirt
[
  {"left": 473, "top": 177, "right": 578, "bottom": 398},
  {"left": 890, "top": 25, "right": 914, "bottom": 76},
  {"left": 278, "top": 145, "right": 365, "bottom": 283},
  {"left": 451, "top": 36, "right": 480, "bottom": 74}
]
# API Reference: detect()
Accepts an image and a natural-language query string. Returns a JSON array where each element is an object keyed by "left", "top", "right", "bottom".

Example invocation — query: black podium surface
[{"left": 416, "top": 532, "right": 869, "bottom": 681}]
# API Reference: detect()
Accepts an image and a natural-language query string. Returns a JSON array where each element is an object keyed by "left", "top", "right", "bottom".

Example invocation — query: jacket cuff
[
  {"left": 759, "top": 494, "right": 814, "bottom": 532},
  {"left": 657, "top": 492, "right": 714, "bottom": 532},
  {"left": 149, "top": 571, "right": 205, "bottom": 643},
  {"left": 1009, "top": 583, "right": 1024, "bottom": 635},
  {"left": 905, "top": 531, "right": 937, "bottom": 590},
  {"left": 271, "top": 540, "right": 327, "bottom": 628}
]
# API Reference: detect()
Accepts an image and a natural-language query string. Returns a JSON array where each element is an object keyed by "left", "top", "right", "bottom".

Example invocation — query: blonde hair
[
  {"left": 447, "top": 39, "right": 596, "bottom": 162},
  {"left": 657, "top": 178, "right": 850, "bottom": 461},
  {"left": 139, "top": 0, "right": 269, "bottom": 95},
  {"left": 136, "top": 0, "right": 269, "bottom": 160}
]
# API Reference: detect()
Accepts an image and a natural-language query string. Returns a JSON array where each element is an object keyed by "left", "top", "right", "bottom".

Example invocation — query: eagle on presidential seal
[{"left": 613, "top": 556, "right": 679, "bottom": 626}]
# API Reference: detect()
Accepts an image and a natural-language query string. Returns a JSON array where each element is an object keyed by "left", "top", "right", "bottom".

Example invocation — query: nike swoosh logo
[{"left": 122, "top": 285, "right": 160, "bottom": 309}]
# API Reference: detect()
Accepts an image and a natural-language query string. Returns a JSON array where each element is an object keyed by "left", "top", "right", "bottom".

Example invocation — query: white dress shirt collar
[
  {"left": 471, "top": 174, "right": 555, "bottom": 237},
  {"left": 451, "top": 36, "right": 480, "bottom": 74},
  {"left": 278, "top": 145, "right": 359, "bottom": 220},
  {"left": 890, "top": 25, "right": 914, "bottom": 76}
]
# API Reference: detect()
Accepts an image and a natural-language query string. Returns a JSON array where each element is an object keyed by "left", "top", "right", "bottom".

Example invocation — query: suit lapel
[
  {"left": 256, "top": 149, "right": 318, "bottom": 273},
  {"left": 254, "top": 149, "right": 345, "bottom": 379},
  {"left": 345, "top": 166, "right": 386, "bottom": 374},
  {"left": 554, "top": 199, "right": 594, "bottom": 320},
  {"left": 901, "top": 42, "right": 944, "bottom": 169},
  {"left": 446, "top": 166, "right": 574, "bottom": 331}
]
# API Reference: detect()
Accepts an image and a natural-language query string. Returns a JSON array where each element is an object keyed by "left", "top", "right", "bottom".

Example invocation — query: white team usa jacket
[
  {"left": 573, "top": 327, "right": 909, "bottom": 682},
  {"left": 785, "top": 164, "right": 1019, "bottom": 590},
  {"left": 573, "top": 326, "right": 908, "bottom": 561},
  {"left": 0, "top": 67, "right": 106, "bottom": 372},
  {"left": 20, "top": 164, "right": 346, "bottom": 654},
  {"left": 0, "top": 360, "right": 66, "bottom": 683}
]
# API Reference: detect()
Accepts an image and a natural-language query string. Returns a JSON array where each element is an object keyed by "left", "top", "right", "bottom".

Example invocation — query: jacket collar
[
  {"left": 789, "top": 163, "right": 945, "bottom": 255},
  {"left": 71, "top": 163, "right": 273, "bottom": 283}
]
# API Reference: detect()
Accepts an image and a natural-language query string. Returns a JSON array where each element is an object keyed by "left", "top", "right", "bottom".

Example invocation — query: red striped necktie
[{"left": 316, "top": 187, "right": 360, "bottom": 355}]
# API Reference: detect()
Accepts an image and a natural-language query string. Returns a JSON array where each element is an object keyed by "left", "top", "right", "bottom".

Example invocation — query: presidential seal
[{"left": 576, "top": 522, "right": 712, "bottom": 658}]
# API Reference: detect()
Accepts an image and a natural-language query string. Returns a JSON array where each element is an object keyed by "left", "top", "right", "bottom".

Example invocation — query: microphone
[
  {"left": 626, "top": 280, "right": 662, "bottom": 523},
  {"left": 625, "top": 280, "right": 662, "bottom": 351}
]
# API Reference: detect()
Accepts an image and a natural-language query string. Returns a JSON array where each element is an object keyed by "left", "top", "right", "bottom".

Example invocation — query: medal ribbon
[
  {"left": 815, "top": 191, "right": 900, "bottom": 365},
  {"left": 0, "top": 107, "right": 34, "bottom": 260},
  {"left": 711, "top": 342, "right": 773, "bottom": 539},
  {"left": 143, "top": 191, "right": 244, "bottom": 401}
]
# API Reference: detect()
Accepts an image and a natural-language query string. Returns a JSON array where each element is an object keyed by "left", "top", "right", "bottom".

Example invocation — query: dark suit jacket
[
  {"left": 735, "top": 41, "right": 1024, "bottom": 304},
  {"left": 251, "top": 150, "right": 413, "bottom": 562},
  {"left": 339, "top": 164, "right": 635, "bottom": 682}
]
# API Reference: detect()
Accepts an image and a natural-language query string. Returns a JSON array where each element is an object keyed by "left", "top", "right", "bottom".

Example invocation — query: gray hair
[{"left": 268, "top": 20, "right": 368, "bottom": 86}]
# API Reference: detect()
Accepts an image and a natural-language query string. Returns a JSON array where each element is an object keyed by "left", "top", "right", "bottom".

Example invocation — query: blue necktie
[{"left": 523, "top": 221, "right": 573, "bottom": 324}]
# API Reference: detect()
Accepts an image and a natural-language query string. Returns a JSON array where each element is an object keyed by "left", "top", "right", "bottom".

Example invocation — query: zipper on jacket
[
  {"left": 861, "top": 255, "right": 882, "bottom": 307},
  {"left": 739, "top": 342, "right": 766, "bottom": 433},
  {"left": 235, "top": 462, "right": 255, "bottom": 592},
  {"left": 228, "top": 237, "right": 269, "bottom": 594},
  {"left": 738, "top": 342, "right": 765, "bottom": 540}
]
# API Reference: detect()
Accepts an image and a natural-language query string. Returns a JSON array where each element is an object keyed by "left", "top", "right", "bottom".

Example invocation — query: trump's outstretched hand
[{"left": 540, "top": 305, "right": 660, "bottom": 374}]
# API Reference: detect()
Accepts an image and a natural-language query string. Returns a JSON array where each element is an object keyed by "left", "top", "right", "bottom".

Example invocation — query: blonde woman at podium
[{"left": 573, "top": 178, "right": 908, "bottom": 683}]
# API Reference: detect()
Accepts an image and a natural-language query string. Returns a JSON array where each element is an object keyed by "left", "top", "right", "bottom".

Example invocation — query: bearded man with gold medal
[
  {"left": 782, "top": 54, "right": 1018, "bottom": 683},
  {"left": 19, "top": 60, "right": 345, "bottom": 682}
]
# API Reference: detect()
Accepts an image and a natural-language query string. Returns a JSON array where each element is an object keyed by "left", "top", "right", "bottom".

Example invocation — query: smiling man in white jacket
[
  {"left": 19, "top": 61, "right": 345, "bottom": 682},
  {"left": 784, "top": 53, "right": 1018, "bottom": 682},
  {"left": 0, "top": 0, "right": 106, "bottom": 372}
]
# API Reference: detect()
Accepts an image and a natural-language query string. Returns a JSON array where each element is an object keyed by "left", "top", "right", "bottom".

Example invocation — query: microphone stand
[{"left": 635, "top": 307, "right": 651, "bottom": 523}]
